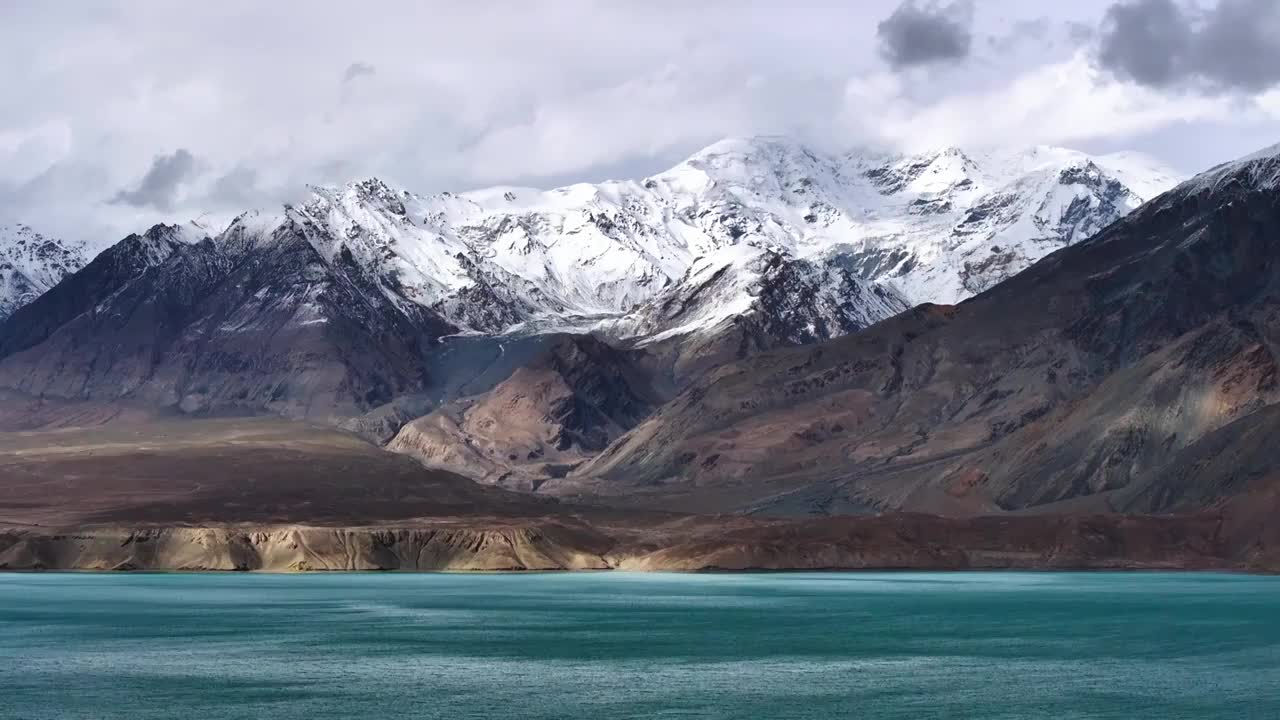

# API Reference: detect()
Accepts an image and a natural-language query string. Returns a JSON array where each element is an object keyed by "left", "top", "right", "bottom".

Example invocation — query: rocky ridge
[{"left": 0, "top": 223, "right": 88, "bottom": 322}]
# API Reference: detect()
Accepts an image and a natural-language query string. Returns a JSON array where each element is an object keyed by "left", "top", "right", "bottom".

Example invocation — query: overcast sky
[{"left": 3, "top": 0, "right": 1280, "bottom": 246}]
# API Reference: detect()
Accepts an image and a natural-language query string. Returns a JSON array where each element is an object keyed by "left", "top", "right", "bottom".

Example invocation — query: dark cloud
[
  {"left": 342, "top": 62, "right": 376, "bottom": 83},
  {"left": 877, "top": 1, "right": 973, "bottom": 70},
  {"left": 110, "top": 149, "right": 199, "bottom": 211},
  {"left": 1194, "top": 0, "right": 1280, "bottom": 92},
  {"left": 1096, "top": 0, "right": 1193, "bottom": 87},
  {"left": 1096, "top": 0, "right": 1280, "bottom": 93}
]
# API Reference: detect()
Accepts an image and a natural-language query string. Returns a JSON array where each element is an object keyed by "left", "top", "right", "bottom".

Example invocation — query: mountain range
[
  {"left": 245, "top": 136, "right": 1181, "bottom": 335},
  {"left": 559, "top": 143, "right": 1280, "bottom": 518},
  {"left": 0, "top": 137, "right": 1177, "bottom": 423},
  {"left": 12, "top": 136, "right": 1280, "bottom": 572}
]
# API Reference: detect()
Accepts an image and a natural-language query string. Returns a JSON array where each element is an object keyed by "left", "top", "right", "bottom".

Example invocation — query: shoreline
[
  {"left": 2, "top": 511, "right": 1268, "bottom": 574},
  {"left": 2, "top": 566, "right": 1267, "bottom": 576}
]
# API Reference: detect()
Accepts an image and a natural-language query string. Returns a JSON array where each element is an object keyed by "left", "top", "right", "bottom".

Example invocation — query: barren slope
[{"left": 568, "top": 145, "right": 1280, "bottom": 517}]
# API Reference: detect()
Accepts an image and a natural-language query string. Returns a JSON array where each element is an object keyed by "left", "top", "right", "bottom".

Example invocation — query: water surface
[{"left": 2, "top": 572, "right": 1278, "bottom": 719}]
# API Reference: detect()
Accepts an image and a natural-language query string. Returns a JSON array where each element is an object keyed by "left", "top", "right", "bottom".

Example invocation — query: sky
[{"left": 3, "top": 0, "right": 1280, "bottom": 247}]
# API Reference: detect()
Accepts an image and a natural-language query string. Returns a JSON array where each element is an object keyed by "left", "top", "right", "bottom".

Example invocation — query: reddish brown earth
[{"left": 0, "top": 416, "right": 1272, "bottom": 572}]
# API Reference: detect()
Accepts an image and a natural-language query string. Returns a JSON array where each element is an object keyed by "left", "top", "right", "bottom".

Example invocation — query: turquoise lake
[{"left": 2, "top": 572, "right": 1278, "bottom": 719}]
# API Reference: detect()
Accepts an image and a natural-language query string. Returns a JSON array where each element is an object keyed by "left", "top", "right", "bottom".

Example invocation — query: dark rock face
[
  {"left": 0, "top": 224, "right": 186, "bottom": 358},
  {"left": 541, "top": 335, "right": 661, "bottom": 449},
  {"left": 865, "top": 148, "right": 978, "bottom": 195},
  {"left": 388, "top": 335, "right": 663, "bottom": 490},
  {"left": 735, "top": 253, "right": 906, "bottom": 348},
  {"left": 431, "top": 253, "right": 539, "bottom": 333},
  {"left": 620, "top": 251, "right": 909, "bottom": 389},
  {"left": 0, "top": 219, "right": 455, "bottom": 422},
  {"left": 571, "top": 152, "right": 1280, "bottom": 517}
]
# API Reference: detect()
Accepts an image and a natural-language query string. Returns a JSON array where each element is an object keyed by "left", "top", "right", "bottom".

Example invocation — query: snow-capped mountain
[
  {"left": 0, "top": 136, "right": 1192, "bottom": 438},
  {"left": 0, "top": 224, "right": 89, "bottom": 321},
  {"left": 600, "top": 246, "right": 909, "bottom": 346},
  {"left": 842, "top": 144, "right": 1181, "bottom": 300},
  {"left": 222, "top": 136, "right": 1178, "bottom": 344},
  {"left": 0, "top": 136, "right": 1177, "bottom": 363},
  {"left": 569, "top": 137, "right": 1280, "bottom": 516},
  {"left": 1175, "top": 141, "right": 1280, "bottom": 197}
]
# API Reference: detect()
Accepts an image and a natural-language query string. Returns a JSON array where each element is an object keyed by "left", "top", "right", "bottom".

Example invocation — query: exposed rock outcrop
[
  {"left": 0, "top": 511, "right": 1260, "bottom": 573},
  {"left": 388, "top": 335, "right": 663, "bottom": 490},
  {"left": 0, "top": 524, "right": 614, "bottom": 572}
]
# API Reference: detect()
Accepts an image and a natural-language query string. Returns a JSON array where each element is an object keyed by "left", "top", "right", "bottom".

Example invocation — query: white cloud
[
  {"left": 846, "top": 52, "right": 1252, "bottom": 151},
  {"left": 0, "top": 121, "right": 73, "bottom": 186},
  {"left": 0, "top": 0, "right": 1274, "bottom": 248}
]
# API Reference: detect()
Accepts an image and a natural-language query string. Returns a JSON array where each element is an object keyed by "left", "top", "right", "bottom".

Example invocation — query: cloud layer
[{"left": 1, "top": 1, "right": 1277, "bottom": 248}]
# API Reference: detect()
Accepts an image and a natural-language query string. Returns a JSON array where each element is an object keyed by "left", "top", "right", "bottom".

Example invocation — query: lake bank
[{"left": 2, "top": 509, "right": 1267, "bottom": 573}]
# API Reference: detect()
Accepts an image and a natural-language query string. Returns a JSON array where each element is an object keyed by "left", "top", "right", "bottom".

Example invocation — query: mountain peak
[
  {"left": 348, "top": 176, "right": 405, "bottom": 198},
  {"left": 304, "top": 177, "right": 412, "bottom": 220},
  {"left": 11, "top": 135, "right": 1181, "bottom": 342},
  {"left": 1180, "top": 140, "right": 1280, "bottom": 197},
  {"left": 689, "top": 135, "right": 816, "bottom": 158},
  {"left": 917, "top": 146, "right": 973, "bottom": 162},
  {"left": 1238, "top": 140, "right": 1280, "bottom": 164},
  {"left": 0, "top": 223, "right": 90, "bottom": 322},
  {"left": 308, "top": 175, "right": 402, "bottom": 199},
  {"left": 140, "top": 222, "right": 208, "bottom": 246},
  {"left": 677, "top": 136, "right": 833, "bottom": 176}
]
